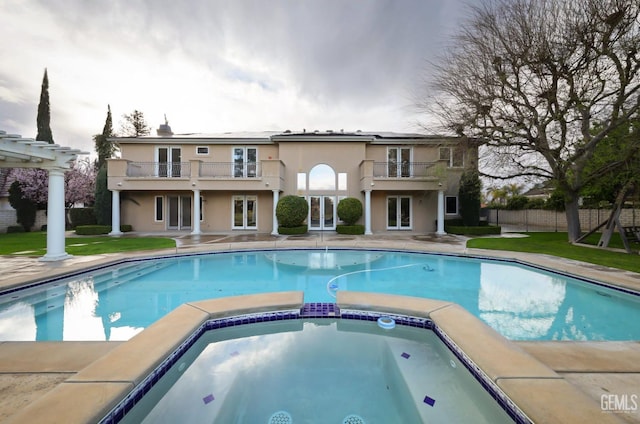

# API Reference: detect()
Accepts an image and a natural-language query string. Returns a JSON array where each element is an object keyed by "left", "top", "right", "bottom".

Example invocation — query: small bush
[
  {"left": 276, "top": 195, "right": 309, "bottom": 228},
  {"left": 337, "top": 197, "right": 363, "bottom": 225},
  {"left": 7, "top": 225, "right": 25, "bottom": 233},
  {"left": 76, "top": 225, "right": 111, "bottom": 235},
  {"left": 336, "top": 224, "right": 365, "bottom": 235},
  {"left": 75, "top": 224, "right": 133, "bottom": 235},
  {"left": 69, "top": 207, "right": 97, "bottom": 228},
  {"left": 278, "top": 225, "right": 308, "bottom": 235},
  {"left": 445, "top": 225, "right": 501, "bottom": 235}
]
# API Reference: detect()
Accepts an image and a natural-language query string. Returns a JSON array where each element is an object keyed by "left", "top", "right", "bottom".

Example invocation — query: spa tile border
[{"left": 99, "top": 303, "right": 531, "bottom": 424}]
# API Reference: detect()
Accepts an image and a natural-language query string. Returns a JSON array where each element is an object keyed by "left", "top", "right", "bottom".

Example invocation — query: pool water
[
  {"left": 1, "top": 249, "right": 639, "bottom": 341},
  {"left": 114, "top": 318, "right": 516, "bottom": 424}
]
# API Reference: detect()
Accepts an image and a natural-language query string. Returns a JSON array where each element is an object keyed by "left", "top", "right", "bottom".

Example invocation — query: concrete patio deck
[{"left": 0, "top": 232, "right": 639, "bottom": 423}]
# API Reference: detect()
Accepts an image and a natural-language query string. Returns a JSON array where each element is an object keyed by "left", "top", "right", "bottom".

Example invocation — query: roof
[{"left": 111, "top": 129, "right": 459, "bottom": 144}]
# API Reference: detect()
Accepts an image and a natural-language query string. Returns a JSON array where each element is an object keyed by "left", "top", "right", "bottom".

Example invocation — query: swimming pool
[
  {"left": 104, "top": 313, "right": 521, "bottom": 424},
  {"left": 1, "top": 249, "right": 639, "bottom": 341}
]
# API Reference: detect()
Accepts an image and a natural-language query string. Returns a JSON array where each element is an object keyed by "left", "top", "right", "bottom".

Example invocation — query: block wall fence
[{"left": 485, "top": 208, "right": 640, "bottom": 232}]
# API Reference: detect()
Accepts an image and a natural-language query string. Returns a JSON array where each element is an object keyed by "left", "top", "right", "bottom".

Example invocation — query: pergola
[{"left": 0, "top": 130, "right": 87, "bottom": 261}]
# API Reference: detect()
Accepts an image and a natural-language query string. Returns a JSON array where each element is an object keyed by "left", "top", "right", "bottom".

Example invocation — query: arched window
[{"left": 309, "top": 164, "right": 336, "bottom": 190}]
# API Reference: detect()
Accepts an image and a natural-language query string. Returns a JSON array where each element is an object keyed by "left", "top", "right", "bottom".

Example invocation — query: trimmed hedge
[
  {"left": 336, "top": 224, "right": 365, "bottom": 235},
  {"left": 278, "top": 225, "right": 308, "bottom": 235},
  {"left": 69, "top": 207, "right": 97, "bottom": 228},
  {"left": 276, "top": 195, "right": 309, "bottom": 227},
  {"left": 445, "top": 225, "right": 501, "bottom": 235},
  {"left": 337, "top": 198, "right": 362, "bottom": 225},
  {"left": 7, "top": 225, "right": 25, "bottom": 233},
  {"left": 75, "top": 224, "right": 133, "bottom": 235}
]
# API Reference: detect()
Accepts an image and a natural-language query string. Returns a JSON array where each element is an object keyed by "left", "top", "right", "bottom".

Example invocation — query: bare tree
[{"left": 422, "top": 0, "right": 640, "bottom": 241}]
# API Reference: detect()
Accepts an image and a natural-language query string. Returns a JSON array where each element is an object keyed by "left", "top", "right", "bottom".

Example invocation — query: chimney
[{"left": 156, "top": 114, "right": 173, "bottom": 136}]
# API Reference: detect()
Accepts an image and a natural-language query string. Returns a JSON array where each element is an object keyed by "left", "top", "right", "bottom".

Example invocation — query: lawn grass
[
  {"left": 0, "top": 231, "right": 176, "bottom": 256},
  {"left": 467, "top": 232, "right": 640, "bottom": 273}
]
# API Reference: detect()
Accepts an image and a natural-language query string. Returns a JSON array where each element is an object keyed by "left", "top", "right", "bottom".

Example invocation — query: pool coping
[
  {"left": 5, "top": 291, "right": 628, "bottom": 424},
  {"left": 2, "top": 239, "right": 640, "bottom": 423}
]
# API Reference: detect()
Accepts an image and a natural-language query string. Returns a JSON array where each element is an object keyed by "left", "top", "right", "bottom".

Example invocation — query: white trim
[
  {"left": 386, "top": 195, "right": 412, "bottom": 230},
  {"left": 232, "top": 194, "right": 258, "bottom": 230},
  {"left": 195, "top": 146, "right": 209, "bottom": 155}
]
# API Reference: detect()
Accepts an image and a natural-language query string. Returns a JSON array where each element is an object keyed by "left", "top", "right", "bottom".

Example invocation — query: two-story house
[{"left": 107, "top": 125, "right": 475, "bottom": 235}]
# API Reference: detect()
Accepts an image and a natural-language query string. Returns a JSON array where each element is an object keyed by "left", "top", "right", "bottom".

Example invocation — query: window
[
  {"left": 232, "top": 195, "right": 257, "bottom": 229},
  {"left": 233, "top": 147, "right": 257, "bottom": 178},
  {"left": 309, "top": 164, "right": 336, "bottom": 190},
  {"left": 387, "top": 196, "right": 412, "bottom": 229},
  {"left": 155, "top": 196, "right": 163, "bottom": 221},
  {"left": 297, "top": 173, "right": 307, "bottom": 191},
  {"left": 439, "top": 146, "right": 464, "bottom": 167},
  {"left": 338, "top": 173, "right": 347, "bottom": 191},
  {"left": 445, "top": 196, "right": 458, "bottom": 215},
  {"left": 196, "top": 146, "right": 209, "bottom": 155},
  {"left": 387, "top": 147, "right": 412, "bottom": 177}
]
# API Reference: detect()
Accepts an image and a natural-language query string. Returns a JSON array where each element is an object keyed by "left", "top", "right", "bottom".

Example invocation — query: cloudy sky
[{"left": 0, "top": 0, "right": 477, "bottom": 156}]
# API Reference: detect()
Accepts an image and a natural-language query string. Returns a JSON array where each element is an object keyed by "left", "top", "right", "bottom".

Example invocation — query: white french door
[
  {"left": 309, "top": 196, "right": 335, "bottom": 230},
  {"left": 233, "top": 195, "right": 257, "bottom": 229},
  {"left": 387, "top": 196, "right": 412, "bottom": 230},
  {"left": 157, "top": 147, "right": 182, "bottom": 177}
]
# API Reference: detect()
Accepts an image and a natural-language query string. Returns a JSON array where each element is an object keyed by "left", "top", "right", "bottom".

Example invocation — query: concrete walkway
[{"left": 1, "top": 232, "right": 639, "bottom": 423}]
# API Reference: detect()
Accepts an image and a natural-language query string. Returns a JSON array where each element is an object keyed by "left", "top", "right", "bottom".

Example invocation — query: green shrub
[
  {"left": 8, "top": 181, "right": 37, "bottom": 232},
  {"left": 278, "top": 225, "right": 308, "bottom": 235},
  {"left": 276, "top": 195, "right": 309, "bottom": 227},
  {"left": 76, "top": 225, "right": 111, "bottom": 235},
  {"left": 337, "top": 197, "right": 363, "bottom": 225},
  {"left": 445, "top": 225, "right": 501, "bottom": 235},
  {"left": 506, "top": 195, "right": 529, "bottom": 210},
  {"left": 69, "top": 208, "right": 96, "bottom": 228},
  {"left": 7, "top": 225, "right": 25, "bottom": 233},
  {"left": 76, "top": 224, "right": 133, "bottom": 235},
  {"left": 336, "top": 224, "right": 365, "bottom": 235}
]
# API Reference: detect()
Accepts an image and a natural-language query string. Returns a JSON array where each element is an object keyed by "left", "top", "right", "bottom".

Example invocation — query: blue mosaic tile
[
  {"left": 100, "top": 305, "right": 530, "bottom": 424},
  {"left": 423, "top": 395, "right": 436, "bottom": 407}
]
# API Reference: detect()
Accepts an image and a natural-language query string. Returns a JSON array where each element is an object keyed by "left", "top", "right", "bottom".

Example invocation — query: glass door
[
  {"left": 309, "top": 196, "right": 335, "bottom": 230},
  {"left": 157, "top": 147, "right": 182, "bottom": 177},
  {"left": 167, "top": 195, "right": 192, "bottom": 230}
]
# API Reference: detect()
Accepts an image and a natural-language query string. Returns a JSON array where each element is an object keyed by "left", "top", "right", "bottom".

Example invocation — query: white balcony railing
[
  {"left": 199, "top": 162, "right": 261, "bottom": 178},
  {"left": 373, "top": 162, "right": 438, "bottom": 178},
  {"left": 126, "top": 162, "right": 190, "bottom": 177}
]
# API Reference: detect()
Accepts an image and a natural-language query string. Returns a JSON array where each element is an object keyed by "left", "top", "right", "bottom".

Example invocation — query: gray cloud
[{"left": 0, "top": 0, "right": 477, "bottom": 153}]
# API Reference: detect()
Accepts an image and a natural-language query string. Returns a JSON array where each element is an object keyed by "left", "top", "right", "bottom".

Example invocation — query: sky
[{"left": 0, "top": 0, "right": 477, "bottom": 157}]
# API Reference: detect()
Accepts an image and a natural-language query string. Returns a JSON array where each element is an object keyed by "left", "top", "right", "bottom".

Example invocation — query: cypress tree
[
  {"left": 93, "top": 105, "right": 116, "bottom": 225},
  {"left": 94, "top": 105, "right": 116, "bottom": 169},
  {"left": 36, "top": 68, "right": 54, "bottom": 144}
]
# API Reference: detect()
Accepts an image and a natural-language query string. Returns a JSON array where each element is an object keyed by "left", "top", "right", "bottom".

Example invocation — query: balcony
[
  {"left": 108, "top": 159, "right": 282, "bottom": 191},
  {"left": 361, "top": 160, "right": 447, "bottom": 191},
  {"left": 126, "top": 162, "right": 191, "bottom": 178}
]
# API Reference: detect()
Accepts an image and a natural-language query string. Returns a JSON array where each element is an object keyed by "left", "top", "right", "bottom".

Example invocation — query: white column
[
  {"left": 191, "top": 189, "right": 201, "bottom": 235},
  {"left": 109, "top": 190, "right": 123, "bottom": 235},
  {"left": 271, "top": 189, "right": 279, "bottom": 235},
  {"left": 436, "top": 190, "right": 446, "bottom": 235},
  {"left": 41, "top": 168, "right": 70, "bottom": 261},
  {"left": 364, "top": 189, "right": 372, "bottom": 235}
]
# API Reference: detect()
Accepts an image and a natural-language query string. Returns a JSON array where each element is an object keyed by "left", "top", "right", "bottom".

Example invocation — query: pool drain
[
  {"left": 343, "top": 414, "right": 366, "bottom": 424},
  {"left": 268, "top": 410, "right": 292, "bottom": 424}
]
